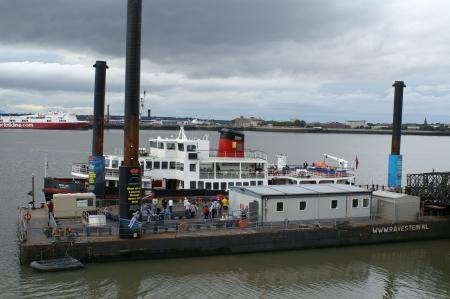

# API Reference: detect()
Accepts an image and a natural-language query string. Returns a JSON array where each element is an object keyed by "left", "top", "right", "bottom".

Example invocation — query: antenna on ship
[
  {"left": 44, "top": 153, "right": 48, "bottom": 178},
  {"left": 139, "top": 90, "right": 146, "bottom": 120}
]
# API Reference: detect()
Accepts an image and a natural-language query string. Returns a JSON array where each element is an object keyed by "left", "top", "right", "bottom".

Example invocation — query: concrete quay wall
[{"left": 19, "top": 220, "right": 450, "bottom": 265}]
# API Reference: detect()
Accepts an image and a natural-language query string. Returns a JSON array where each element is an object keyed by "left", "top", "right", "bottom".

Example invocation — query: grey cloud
[
  {"left": 1, "top": 1, "right": 450, "bottom": 122},
  {"left": 0, "top": 0, "right": 382, "bottom": 77}
]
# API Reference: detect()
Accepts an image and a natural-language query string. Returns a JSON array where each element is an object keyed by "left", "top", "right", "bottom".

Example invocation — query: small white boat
[{"left": 30, "top": 257, "right": 84, "bottom": 272}]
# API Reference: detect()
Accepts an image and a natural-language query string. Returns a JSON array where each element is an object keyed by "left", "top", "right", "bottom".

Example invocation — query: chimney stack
[
  {"left": 88, "top": 61, "right": 108, "bottom": 198},
  {"left": 119, "top": 0, "right": 143, "bottom": 238},
  {"left": 388, "top": 81, "right": 406, "bottom": 189}
]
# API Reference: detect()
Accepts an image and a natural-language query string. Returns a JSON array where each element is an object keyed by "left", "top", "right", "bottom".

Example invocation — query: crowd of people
[{"left": 141, "top": 195, "right": 230, "bottom": 222}]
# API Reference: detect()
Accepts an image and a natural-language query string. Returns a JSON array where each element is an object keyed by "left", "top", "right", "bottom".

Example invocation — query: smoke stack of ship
[
  {"left": 218, "top": 128, "right": 245, "bottom": 157},
  {"left": 118, "top": 0, "right": 143, "bottom": 238},
  {"left": 388, "top": 81, "right": 406, "bottom": 189},
  {"left": 88, "top": 61, "right": 108, "bottom": 198}
]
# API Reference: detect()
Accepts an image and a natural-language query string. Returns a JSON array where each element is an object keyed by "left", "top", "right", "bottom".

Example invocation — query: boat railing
[
  {"left": 268, "top": 168, "right": 354, "bottom": 178},
  {"left": 199, "top": 171, "right": 266, "bottom": 179},
  {"left": 208, "top": 149, "right": 268, "bottom": 160},
  {"left": 72, "top": 163, "right": 120, "bottom": 178},
  {"left": 71, "top": 163, "right": 89, "bottom": 175}
]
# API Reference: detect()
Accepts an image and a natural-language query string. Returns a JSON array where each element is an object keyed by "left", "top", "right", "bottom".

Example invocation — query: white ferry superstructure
[{"left": 70, "top": 127, "right": 355, "bottom": 194}]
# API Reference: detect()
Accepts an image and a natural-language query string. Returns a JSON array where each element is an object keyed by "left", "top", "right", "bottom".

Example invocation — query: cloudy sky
[{"left": 1, "top": 0, "right": 450, "bottom": 122}]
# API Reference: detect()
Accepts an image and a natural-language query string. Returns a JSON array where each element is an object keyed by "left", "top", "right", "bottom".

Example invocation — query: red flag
[{"left": 355, "top": 156, "right": 359, "bottom": 169}]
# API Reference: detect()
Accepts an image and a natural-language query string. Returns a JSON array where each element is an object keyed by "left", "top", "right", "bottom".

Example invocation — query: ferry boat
[
  {"left": 66, "top": 127, "right": 355, "bottom": 197},
  {"left": 0, "top": 112, "right": 90, "bottom": 130}
]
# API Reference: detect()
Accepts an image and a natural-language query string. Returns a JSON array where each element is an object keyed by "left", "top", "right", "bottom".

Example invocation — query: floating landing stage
[{"left": 19, "top": 207, "right": 450, "bottom": 266}]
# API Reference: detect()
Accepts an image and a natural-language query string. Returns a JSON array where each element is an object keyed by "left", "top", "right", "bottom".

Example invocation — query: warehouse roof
[{"left": 230, "top": 184, "right": 370, "bottom": 197}]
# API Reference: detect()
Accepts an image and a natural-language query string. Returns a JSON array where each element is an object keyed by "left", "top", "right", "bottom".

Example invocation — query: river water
[{"left": 1, "top": 129, "right": 450, "bottom": 298}]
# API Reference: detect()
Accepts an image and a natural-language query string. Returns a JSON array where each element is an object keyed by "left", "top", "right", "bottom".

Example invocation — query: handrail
[
  {"left": 208, "top": 149, "right": 268, "bottom": 160},
  {"left": 199, "top": 171, "right": 266, "bottom": 179},
  {"left": 268, "top": 169, "right": 354, "bottom": 179}
]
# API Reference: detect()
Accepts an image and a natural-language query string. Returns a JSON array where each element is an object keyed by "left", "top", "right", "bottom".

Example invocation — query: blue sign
[
  {"left": 88, "top": 156, "right": 105, "bottom": 189},
  {"left": 388, "top": 154, "right": 402, "bottom": 188}
]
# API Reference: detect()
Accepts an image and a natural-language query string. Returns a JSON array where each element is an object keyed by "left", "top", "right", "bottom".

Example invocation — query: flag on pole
[{"left": 355, "top": 155, "right": 359, "bottom": 170}]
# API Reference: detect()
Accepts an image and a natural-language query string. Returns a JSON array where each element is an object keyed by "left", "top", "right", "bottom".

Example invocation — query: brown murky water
[{"left": 1, "top": 129, "right": 450, "bottom": 298}]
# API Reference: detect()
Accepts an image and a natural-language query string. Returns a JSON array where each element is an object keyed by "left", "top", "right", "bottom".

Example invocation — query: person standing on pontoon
[{"left": 183, "top": 197, "right": 191, "bottom": 218}]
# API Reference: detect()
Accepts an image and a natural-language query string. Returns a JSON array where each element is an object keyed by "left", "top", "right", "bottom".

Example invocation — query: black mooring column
[
  {"left": 388, "top": 81, "right": 406, "bottom": 188},
  {"left": 119, "top": 0, "right": 142, "bottom": 238},
  {"left": 88, "top": 61, "right": 108, "bottom": 198}
]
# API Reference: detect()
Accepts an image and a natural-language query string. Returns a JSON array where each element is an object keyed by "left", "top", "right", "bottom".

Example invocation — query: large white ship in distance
[
  {"left": 70, "top": 127, "right": 355, "bottom": 196},
  {"left": 0, "top": 112, "right": 90, "bottom": 130}
]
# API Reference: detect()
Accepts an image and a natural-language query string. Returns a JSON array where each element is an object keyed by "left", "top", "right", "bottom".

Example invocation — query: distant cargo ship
[{"left": 0, "top": 112, "right": 90, "bottom": 130}]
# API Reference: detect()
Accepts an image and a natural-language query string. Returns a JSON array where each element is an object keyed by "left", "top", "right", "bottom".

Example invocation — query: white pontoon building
[{"left": 229, "top": 185, "right": 372, "bottom": 224}]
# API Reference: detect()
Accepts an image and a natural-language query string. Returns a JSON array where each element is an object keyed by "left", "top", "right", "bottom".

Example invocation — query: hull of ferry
[{"left": 0, "top": 122, "right": 90, "bottom": 130}]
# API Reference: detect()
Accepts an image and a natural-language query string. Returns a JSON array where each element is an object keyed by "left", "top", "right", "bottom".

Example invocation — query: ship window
[
  {"left": 236, "top": 182, "right": 242, "bottom": 186},
  {"left": 76, "top": 197, "right": 94, "bottom": 207},
  {"left": 299, "top": 201, "right": 307, "bottom": 211},
  {"left": 105, "top": 159, "right": 110, "bottom": 167},
  {"left": 213, "top": 182, "right": 219, "bottom": 190},
  {"left": 186, "top": 144, "right": 196, "bottom": 152},
  {"left": 23, "top": 119, "right": 28, "bottom": 122},
  {"left": 198, "top": 181, "right": 204, "bottom": 189},
  {"left": 176, "top": 162, "right": 184, "bottom": 171},
  {"left": 167, "top": 143, "right": 175, "bottom": 150},
  {"left": 47, "top": 119, "right": 51, "bottom": 122},
  {"left": 169, "top": 162, "right": 175, "bottom": 169},
  {"left": 228, "top": 182, "right": 234, "bottom": 188},
  {"left": 331, "top": 200, "right": 338, "bottom": 209},
  {"left": 112, "top": 160, "right": 119, "bottom": 168},
  {"left": 276, "top": 202, "right": 284, "bottom": 212},
  {"left": 153, "top": 161, "right": 160, "bottom": 169},
  {"left": 243, "top": 182, "right": 249, "bottom": 186},
  {"left": 200, "top": 163, "right": 213, "bottom": 172},
  {"left": 250, "top": 181, "right": 256, "bottom": 186},
  {"left": 352, "top": 198, "right": 359, "bottom": 208},
  {"left": 161, "top": 161, "right": 168, "bottom": 169},
  {"left": 206, "top": 182, "right": 212, "bottom": 190},
  {"left": 221, "top": 182, "right": 227, "bottom": 190},
  {"left": 150, "top": 141, "right": 157, "bottom": 148},
  {"left": 146, "top": 161, "right": 152, "bottom": 169},
  {"left": 363, "top": 198, "right": 369, "bottom": 208},
  {"left": 178, "top": 143, "right": 184, "bottom": 151},
  {"left": 190, "top": 164, "right": 196, "bottom": 172},
  {"left": 190, "top": 181, "right": 196, "bottom": 189},
  {"left": 257, "top": 180, "right": 263, "bottom": 185},
  {"left": 158, "top": 142, "right": 164, "bottom": 149}
]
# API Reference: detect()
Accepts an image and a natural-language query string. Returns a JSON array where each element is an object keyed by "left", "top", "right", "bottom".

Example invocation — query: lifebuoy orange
[
  {"left": 24, "top": 212, "right": 31, "bottom": 221},
  {"left": 52, "top": 228, "right": 61, "bottom": 237},
  {"left": 239, "top": 219, "right": 247, "bottom": 229}
]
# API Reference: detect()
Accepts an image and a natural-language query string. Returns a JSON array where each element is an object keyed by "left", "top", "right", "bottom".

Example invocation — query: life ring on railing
[
  {"left": 24, "top": 212, "right": 31, "bottom": 222},
  {"left": 65, "top": 226, "right": 72, "bottom": 235},
  {"left": 238, "top": 219, "right": 247, "bottom": 229},
  {"left": 52, "top": 228, "right": 61, "bottom": 237}
]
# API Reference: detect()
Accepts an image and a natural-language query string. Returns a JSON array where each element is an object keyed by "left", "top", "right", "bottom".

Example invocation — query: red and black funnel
[{"left": 218, "top": 128, "right": 244, "bottom": 157}]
